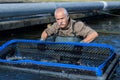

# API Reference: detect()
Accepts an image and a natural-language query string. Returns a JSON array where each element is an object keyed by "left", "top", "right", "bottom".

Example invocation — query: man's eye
[{"left": 56, "top": 19, "right": 60, "bottom": 20}]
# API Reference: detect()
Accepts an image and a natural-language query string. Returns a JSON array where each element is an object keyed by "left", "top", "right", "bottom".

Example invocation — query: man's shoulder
[
  {"left": 48, "top": 22, "right": 59, "bottom": 29},
  {"left": 52, "top": 22, "right": 58, "bottom": 27},
  {"left": 73, "top": 20, "right": 84, "bottom": 27},
  {"left": 71, "top": 19, "right": 84, "bottom": 25},
  {"left": 76, "top": 20, "right": 84, "bottom": 24}
]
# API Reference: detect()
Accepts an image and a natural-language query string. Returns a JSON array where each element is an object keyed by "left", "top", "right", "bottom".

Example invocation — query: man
[{"left": 40, "top": 7, "right": 98, "bottom": 43}]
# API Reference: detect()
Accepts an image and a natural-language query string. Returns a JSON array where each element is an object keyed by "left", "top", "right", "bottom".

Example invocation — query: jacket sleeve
[
  {"left": 74, "top": 21, "right": 96, "bottom": 38},
  {"left": 45, "top": 23, "right": 59, "bottom": 36}
]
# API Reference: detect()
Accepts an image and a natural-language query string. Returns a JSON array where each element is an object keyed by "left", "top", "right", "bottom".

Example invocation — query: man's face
[{"left": 55, "top": 12, "right": 69, "bottom": 28}]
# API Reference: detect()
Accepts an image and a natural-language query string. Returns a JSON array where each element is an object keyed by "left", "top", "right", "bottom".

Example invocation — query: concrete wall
[{"left": 0, "top": 13, "right": 86, "bottom": 31}]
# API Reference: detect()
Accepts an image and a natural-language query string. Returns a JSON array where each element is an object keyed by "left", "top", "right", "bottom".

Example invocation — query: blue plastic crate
[{"left": 0, "top": 39, "right": 118, "bottom": 80}]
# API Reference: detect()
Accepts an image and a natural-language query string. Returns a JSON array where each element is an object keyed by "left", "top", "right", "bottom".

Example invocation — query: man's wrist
[
  {"left": 40, "top": 38, "right": 45, "bottom": 41},
  {"left": 80, "top": 41, "right": 89, "bottom": 43},
  {"left": 80, "top": 41, "right": 84, "bottom": 43}
]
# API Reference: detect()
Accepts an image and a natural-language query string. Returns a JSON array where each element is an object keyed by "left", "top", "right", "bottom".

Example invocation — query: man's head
[{"left": 54, "top": 7, "right": 69, "bottom": 28}]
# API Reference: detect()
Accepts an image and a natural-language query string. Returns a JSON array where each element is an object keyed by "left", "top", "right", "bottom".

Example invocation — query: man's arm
[
  {"left": 40, "top": 31, "right": 48, "bottom": 40},
  {"left": 81, "top": 31, "right": 98, "bottom": 43},
  {"left": 74, "top": 21, "right": 98, "bottom": 43}
]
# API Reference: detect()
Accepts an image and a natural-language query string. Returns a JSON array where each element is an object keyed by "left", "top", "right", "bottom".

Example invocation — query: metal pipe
[{"left": 0, "top": 1, "right": 120, "bottom": 18}]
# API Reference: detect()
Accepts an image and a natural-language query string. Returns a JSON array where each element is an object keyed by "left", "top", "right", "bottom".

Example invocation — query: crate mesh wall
[{"left": 0, "top": 41, "right": 115, "bottom": 76}]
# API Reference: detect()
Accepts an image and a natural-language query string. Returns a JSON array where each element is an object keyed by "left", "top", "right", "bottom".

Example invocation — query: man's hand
[{"left": 40, "top": 38, "right": 45, "bottom": 42}]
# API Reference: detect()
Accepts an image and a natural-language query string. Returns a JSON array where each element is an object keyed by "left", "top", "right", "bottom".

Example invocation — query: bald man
[{"left": 40, "top": 7, "right": 98, "bottom": 43}]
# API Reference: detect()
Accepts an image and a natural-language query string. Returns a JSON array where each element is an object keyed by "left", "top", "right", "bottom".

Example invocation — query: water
[
  {"left": 94, "top": 34, "right": 120, "bottom": 55},
  {"left": 0, "top": 66, "right": 69, "bottom": 80},
  {"left": 0, "top": 16, "right": 120, "bottom": 80}
]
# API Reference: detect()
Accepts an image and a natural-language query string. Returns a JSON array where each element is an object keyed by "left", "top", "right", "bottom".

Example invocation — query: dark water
[
  {"left": 0, "top": 66, "right": 69, "bottom": 80},
  {"left": 0, "top": 16, "right": 120, "bottom": 80}
]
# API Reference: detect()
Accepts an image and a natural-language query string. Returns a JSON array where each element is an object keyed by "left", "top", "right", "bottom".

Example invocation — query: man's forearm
[
  {"left": 41, "top": 31, "right": 48, "bottom": 40},
  {"left": 81, "top": 32, "right": 98, "bottom": 43}
]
